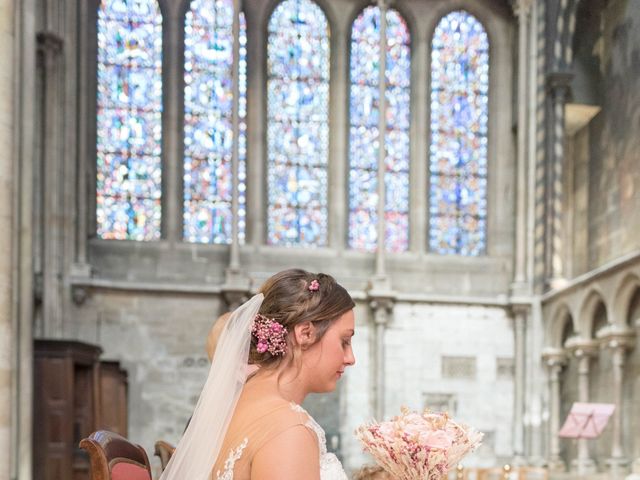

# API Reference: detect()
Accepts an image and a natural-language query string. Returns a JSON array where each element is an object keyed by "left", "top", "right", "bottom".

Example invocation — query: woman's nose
[{"left": 345, "top": 347, "right": 355, "bottom": 366}]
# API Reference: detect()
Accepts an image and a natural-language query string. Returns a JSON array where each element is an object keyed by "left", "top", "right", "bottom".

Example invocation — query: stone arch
[
  {"left": 612, "top": 273, "right": 640, "bottom": 328},
  {"left": 577, "top": 289, "right": 608, "bottom": 339},
  {"left": 547, "top": 303, "right": 575, "bottom": 349}
]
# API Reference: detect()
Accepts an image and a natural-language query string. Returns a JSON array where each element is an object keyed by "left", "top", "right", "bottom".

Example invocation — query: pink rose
[
  {"left": 378, "top": 422, "right": 396, "bottom": 438},
  {"left": 419, "top": 430, "right": 453, "bottom": 449}
]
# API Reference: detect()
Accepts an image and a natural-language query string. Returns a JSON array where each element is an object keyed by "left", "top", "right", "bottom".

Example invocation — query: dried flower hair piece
[
  {"left": 308, "top": 279, "right": 320, "bottom": 292},
  {"left": 251, "top": 314, "right": 288, "bottom": 356}
]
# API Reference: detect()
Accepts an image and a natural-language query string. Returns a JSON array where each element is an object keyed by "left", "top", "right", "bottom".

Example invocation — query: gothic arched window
[
  {"left": 183, "top": 0, "right": 247, "bottom": 244},
  {"left": 429, "top": 10, "right": 489, "bottom": 256},
  {"left": 348, "top": 6, "right": 410, "bottom": 252},
  {"left": 96, "top": 0, "right": 163, "bottom": 240},
  {"left": 267, "top": 0, "right": 330, "bottom": 247}
]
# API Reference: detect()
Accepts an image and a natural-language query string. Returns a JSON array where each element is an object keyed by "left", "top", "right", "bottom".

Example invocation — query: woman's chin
[{"left": 311, "top": 381, "right": 337, "bottom": 394}]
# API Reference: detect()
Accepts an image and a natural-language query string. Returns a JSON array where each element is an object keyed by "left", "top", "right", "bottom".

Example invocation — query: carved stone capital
[
  {"left": 36, "top": 31, "right": 64, "bottom": 56},
  {"left": 220, "top": 268, "right": 251, "bottom": 310},
  {"left": 511, "top": 0, "right": 533, "bottom": 18},
  {"left": 367, "top": 285, "right": 395, "bottom": 328},
  {"left": 509, "top": 302, "right": 531, "bottom": 317},
  {"left": 564, "top": 337, "right": 599, "bottom": 358},
  {"left": 71, "top": 285, "right": 89, "bottom": 305},
  {"left": 369, "top": 296, "right": 394, "bottom": 325},
  {"left": 596, "top": 325, "right": 636, "bottom": 351},
  {"left": 34, "top": 272, "right": 43, "bottom": 306},
  {"left": 542, "top": 348, "right": 567, "bottom": 376},
  {"left": 366, "top": 272, "right": 395, "bottom": 323},
  {"left": 546, "top": 71, "right": 574, "bottom": 100}
]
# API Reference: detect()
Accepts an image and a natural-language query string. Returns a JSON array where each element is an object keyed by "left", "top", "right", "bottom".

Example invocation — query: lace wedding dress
[
  {"left": 211, "top": 392, "right": 348, "bottom": 480},
  {"left": 291, "top": 403, "right": 348, "bottom": 480}
]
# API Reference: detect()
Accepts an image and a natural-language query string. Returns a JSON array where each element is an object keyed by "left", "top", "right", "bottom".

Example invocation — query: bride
[{"left": 161, "top": 269, "right": 356, "bottom": 480}]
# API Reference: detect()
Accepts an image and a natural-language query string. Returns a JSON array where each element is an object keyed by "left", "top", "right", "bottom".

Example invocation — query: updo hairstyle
[{"left": 249, "top": 268, "right": 354, "bottom": 366}]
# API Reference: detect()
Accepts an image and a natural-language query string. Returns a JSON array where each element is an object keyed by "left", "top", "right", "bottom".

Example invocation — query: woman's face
[{"left": 303, "top": 309, "right": 355, "bottom": 393}]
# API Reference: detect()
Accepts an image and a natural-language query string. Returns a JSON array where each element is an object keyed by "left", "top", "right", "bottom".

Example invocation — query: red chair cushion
[{"left": 111, "top": 462, "right": 151, "bottom": 480}]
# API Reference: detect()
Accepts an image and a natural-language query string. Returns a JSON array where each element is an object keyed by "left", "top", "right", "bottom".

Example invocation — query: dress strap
[{"left": 289, "top": 403, "right": 328, "bottom": 456}]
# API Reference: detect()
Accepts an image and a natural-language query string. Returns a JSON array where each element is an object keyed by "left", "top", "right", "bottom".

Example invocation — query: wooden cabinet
[
  {"left": 34, "top": 340, "right": 128, "bottom": 480},
  {"left": 98, "top": 361, "right": 128, "bottom": 436}
]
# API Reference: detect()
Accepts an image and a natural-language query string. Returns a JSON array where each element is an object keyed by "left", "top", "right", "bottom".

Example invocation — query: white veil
[{"left": 160, "top": 293, "right": 264, "bottom": 480}]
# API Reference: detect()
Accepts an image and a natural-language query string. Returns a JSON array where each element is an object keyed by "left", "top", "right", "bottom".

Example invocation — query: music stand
[{"left": 559, "top": 403, "right": 615, "bottom": 475}]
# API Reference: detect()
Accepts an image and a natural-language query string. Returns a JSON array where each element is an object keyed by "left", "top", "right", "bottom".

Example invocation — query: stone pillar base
[
  {"left": 548, "top": 457, "right": 566, "bottom": 472},
  {"left": 606, "top": 457, "right": 630, "bottom": 477},
  {"left": 572, "top": 457, "right": 597, "bottom": 475},
  {"left": 527, "top": 455, "right": 547, "bottom": 468}
]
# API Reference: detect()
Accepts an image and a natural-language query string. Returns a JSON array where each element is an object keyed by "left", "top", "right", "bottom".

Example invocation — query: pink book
[{"left": 559, "top": 403, "right": 615, "bottom": 439}]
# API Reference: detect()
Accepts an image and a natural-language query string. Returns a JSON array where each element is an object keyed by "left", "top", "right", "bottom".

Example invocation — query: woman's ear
[{"left": 293, "top": 321, "right": 316, "bottom": 349}]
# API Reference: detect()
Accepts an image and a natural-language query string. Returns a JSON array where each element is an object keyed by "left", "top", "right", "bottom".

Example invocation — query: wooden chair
[
  {"left": 154, "top": 440, "right": 176, "bottom": 471},
  {"left": 79, "top": 430, "right": 152, "bottom": 480}
]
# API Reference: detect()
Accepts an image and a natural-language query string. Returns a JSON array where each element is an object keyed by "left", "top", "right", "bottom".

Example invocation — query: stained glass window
[
  {"left": 96, "top": 0, "right": 163, "bottom": 240},
  {"left": 183, "top": 0, "right": 247, "bottom": 244},
  {"left": 429, "top": 10, "right": 488, "bottom": 256},
  {"left": 349, "top": 6, "right": 410, "bottom": 252},
  {"left": 267, "top": 0, "right": 330, "bottom": 246}
]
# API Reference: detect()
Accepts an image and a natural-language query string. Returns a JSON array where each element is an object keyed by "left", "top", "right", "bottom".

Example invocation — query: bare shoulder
[{"left": 251, "top": 424, "right": 320, "bottom": 480}]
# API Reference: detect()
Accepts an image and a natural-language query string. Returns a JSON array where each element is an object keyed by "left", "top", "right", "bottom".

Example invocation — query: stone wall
[
  {"left": 581, "top": 1, "right": 640, "bottom": 270},
  {"left": 71, "top": 291, "right": 226, "bottom": 475}
]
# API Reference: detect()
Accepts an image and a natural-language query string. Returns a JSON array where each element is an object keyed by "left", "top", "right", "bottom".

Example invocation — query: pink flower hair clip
[
  {"left": 251, "top": 314, "right": 288, "bottom": 356},
  {"left": 308, "top": 279, "right": 320, "bottom": 292}
]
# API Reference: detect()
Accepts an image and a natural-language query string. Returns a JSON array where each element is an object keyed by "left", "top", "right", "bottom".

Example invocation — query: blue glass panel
[
  {"left": 267, "top": 0, "right": 329, "bottom": 246},
  {"left": 429, "top": 11, "right": 489, "bottom": 255},
  {"left": 96, "top": 0, "right": 162, "bottom": 240},
  {"left": 348, "top": 6, "right": 410, "bottom": 252},
  {"left": 183, "top": 1, "right": 247, "bottom": 244}
]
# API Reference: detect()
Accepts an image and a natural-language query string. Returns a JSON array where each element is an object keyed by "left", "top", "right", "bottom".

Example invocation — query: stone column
[
  {"left": 543, "top": 349, "right": 567, "bottom": 471},
  {"left": 244, "top": 2, "right": 265, "bottom": 246},
  {"left": 160, "top": 4, "right": 180, "bottom": 242},
  {"left": 11, "top": 0, "right": 35, "bottom": 477},
  {"left": 545, "top": 72, "right": 572, "bottom": 289},
  {"left": 374, "top": 0, "right": 388, "bottom": 277},
  {"left": 512, "top": 0, "right": 533, "bottom": 290},
  {"left": 222, "top": 0, "right": 250, "bottom": 295},
  {"left": 229, "top": 0, "right": 241, "bottom": 271},
  {"left": 512, "top": 306, "right": 527, "bottom": 463},
  {"left": 369, "top": 295, "right": 393, "bottom": 420},
  {"left": 565, "top": 338, "right": 598, "bottom": 474},
  {"left": 599, "top": 329, "right": 635, "bottom": 474},
  {"left": 326, "top": 5, "right": 348, "bottom": 250},
  {"left": 37, "top": 30, "right": 65, "bottom": 337},
  {"left": 628, "top": 319, "right": 640, "bottom": 478},
  {"left": 0, "top": 1, "right": 15, "bottom": 478},
  {"left": 366, "top": 1, "right": 394, "bottom": 422}
]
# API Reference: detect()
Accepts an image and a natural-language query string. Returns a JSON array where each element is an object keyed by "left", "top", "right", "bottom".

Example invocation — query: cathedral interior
[{"left": 1, "top": 0, "right": 640, "bottom": 479}]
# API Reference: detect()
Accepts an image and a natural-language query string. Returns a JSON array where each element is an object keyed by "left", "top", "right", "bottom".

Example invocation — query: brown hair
[{"left": 249, "top": 269, "right": 355, "bottom": 366}]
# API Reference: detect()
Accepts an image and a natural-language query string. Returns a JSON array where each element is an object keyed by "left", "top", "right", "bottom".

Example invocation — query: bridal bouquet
[{"left": 355, "top": 407, "right": 483, "bottom": 480}]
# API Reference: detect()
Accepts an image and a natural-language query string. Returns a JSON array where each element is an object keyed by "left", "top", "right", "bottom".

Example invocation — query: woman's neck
[{"left": 249, "top": 363, "right": 309, "bottom": 405}]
